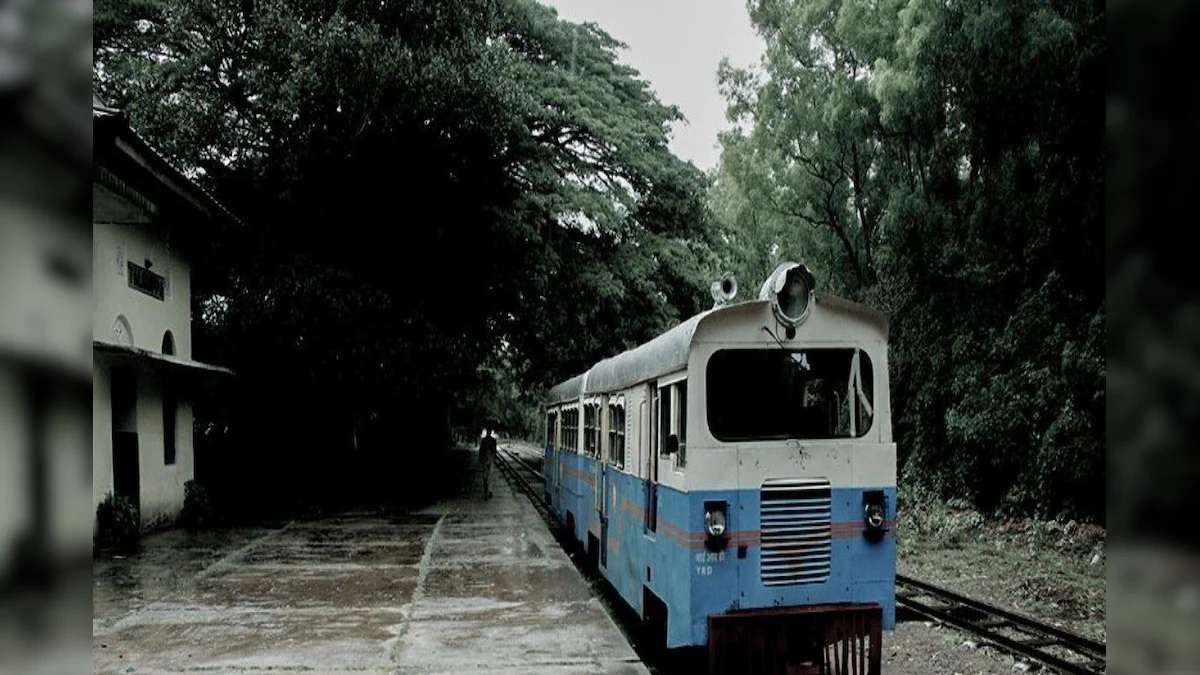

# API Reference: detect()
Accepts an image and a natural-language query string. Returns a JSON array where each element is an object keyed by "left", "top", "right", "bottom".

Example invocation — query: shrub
[
  {"left": 181, "top": 480, "right": 217, "bottom": 531},
  {"left": 95, "top": 492, "right": 140, "bottom": 553}
]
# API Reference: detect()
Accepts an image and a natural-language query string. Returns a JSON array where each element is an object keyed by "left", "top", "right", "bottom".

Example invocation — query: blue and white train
[{"left": 542, "top": 262, "right": 896, "bottom": 672}]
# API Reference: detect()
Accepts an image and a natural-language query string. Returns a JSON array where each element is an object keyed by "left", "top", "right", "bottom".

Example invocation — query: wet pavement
[{"left": 93, "top": 447, "right": 648, "bottom": 674}]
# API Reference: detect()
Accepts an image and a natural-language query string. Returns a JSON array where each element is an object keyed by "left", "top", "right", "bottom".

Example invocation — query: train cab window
[
  {"left": 657, "top": 380, "right": 687, "bottom": 463},
  {"left": 707, "top": 348, "right": 874, "bottom": 441},
  {"left": 675, "top": 382, "right": 687, "bottom": 465}
]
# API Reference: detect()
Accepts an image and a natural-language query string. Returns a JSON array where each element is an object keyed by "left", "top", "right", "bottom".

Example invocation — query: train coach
[{"left": 542, "top": 262, "right": 896, "bottom": 673}]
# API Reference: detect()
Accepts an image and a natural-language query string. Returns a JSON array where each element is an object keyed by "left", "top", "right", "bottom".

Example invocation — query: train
[{"left": 542, "top": 262, "right": 896, "bottom": 673}]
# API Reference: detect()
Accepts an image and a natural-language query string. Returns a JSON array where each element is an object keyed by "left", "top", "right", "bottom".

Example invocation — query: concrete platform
[{"left": 93, "top": 447, "right": 648, "bottom": 674}]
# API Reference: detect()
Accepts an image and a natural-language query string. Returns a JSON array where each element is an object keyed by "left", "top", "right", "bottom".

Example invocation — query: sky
[{"left": 540, "top": 0, "right": 765, "bottom": 173}]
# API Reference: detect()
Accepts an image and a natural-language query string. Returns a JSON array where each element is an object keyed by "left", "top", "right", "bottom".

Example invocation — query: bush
[
  {"left": 181, "top": 480, "right": 217, "bottom": 531},
  {"left": 95, "top": 492, "right": 140, "bottom": 554}
]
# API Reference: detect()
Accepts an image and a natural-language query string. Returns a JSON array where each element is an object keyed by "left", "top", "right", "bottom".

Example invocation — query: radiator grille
[{"left": 760, "top": 478, "right": 832, "bottom": 586}]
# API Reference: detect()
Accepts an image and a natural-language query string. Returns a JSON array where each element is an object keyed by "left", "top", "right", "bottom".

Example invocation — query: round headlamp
[
  {"left": 704, "top": 508, "right": 727, "bottom": 538},
  {"left": 759, "top": 262, "right": 815, "bottom": 327},
  {"left": 864, "top": 502, "right": 885, "bottom": 530}
]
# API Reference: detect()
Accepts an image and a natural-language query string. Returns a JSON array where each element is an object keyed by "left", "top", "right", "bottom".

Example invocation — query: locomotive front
[{"left": 683, "top": 263, "right": 895, "bottom": 673}]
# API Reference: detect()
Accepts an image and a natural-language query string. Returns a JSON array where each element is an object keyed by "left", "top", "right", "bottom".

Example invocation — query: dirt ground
[{"left": 895, "top": 502, "right": 1106, "bottom": 643}]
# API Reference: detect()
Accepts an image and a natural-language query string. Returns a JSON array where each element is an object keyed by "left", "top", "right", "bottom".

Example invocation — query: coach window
[
  {"left": 608, "top": 400, "right": 625, "bottom": 469},
  {"left": 546, "top": 410, "right": 557, "bottom": 449},
  {"left": 593, "top": 402, "right": 602, "bottom": 457},
  {"left": 584, "top": 403, "right": 596, "bottom": 456},
  {"left": 568, "top": 407, "right": 575, "bottom": 452}
]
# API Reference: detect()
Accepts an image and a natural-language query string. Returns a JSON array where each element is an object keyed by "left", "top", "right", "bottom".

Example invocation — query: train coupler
[{"left": 707, "top": 603, "right": 882, "bottom": 675}]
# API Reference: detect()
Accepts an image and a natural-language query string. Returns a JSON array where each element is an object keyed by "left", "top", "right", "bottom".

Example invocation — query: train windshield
[{"left": 706, "top": 348, "right": 874, "bottom": 441}]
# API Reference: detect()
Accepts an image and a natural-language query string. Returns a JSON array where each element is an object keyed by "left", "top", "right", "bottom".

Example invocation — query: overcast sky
[{"left": 540, "top": 0, "right": 764, "bottom": 173}]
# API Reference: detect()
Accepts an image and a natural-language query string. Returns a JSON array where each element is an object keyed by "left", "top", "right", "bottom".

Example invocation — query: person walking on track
[{"left": 479, "top": 423, "right": 498, "bottom": 499}]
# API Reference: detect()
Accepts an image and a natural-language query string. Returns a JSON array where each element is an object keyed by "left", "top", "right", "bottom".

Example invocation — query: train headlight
[
  {"left": 864, "top": 503, "right": 885, "bottom": 529},
  {"left": 704, "top": 501, "right": 729, "bottom": 550},
  {"left": 759, "top": 262, "right": 815, "bottom": 328},
  {"left": 863, "top": 490, "right": 887, "bottom": 539}
]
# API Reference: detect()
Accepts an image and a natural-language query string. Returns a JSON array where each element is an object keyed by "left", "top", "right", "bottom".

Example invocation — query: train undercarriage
[{"left": 707, "top": 603, "right": 882, "bottom": 675}]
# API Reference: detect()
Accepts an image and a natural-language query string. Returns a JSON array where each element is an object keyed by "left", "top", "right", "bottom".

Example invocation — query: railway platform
[{"left": 92, "top": 446, "right": 647, "bottom": 674}]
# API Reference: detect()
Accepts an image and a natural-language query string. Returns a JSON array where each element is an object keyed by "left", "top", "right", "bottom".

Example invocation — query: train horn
[{"left": 710, "top": 273, "right": 738, "bottom": 306}]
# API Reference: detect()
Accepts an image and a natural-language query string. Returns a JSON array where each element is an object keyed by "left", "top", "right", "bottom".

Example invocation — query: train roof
[{"left": 544, "top": 294, "right": 887, "bottom": 406}]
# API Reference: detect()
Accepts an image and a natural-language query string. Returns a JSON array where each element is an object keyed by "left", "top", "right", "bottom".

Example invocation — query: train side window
[
  {"left": 608, "top": 401, "right": 626, "bottom": 469},
  {"left": 568, "top": 407, "right": 576, "bottom": 453},
  {"left": 619, "top": 405, "right": 627, "bottom": 469},
  {"left": 593, "top": 402, "right": 603, "bottom": 458},
  {"left": 584, "top": 404, "right": 594, "bottom": 456}
]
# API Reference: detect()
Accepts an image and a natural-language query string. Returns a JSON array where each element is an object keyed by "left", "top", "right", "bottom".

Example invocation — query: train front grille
[{"left": 759, "top": 478, "right": 832, "bottom": 586}]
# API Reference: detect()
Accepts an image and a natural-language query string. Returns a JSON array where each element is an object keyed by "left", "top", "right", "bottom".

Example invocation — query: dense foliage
[
  {"left": 95, "top": 0, "right": 714, "bottom": 512},
  {"left": 715, "top": 0, "right": 1103, "bottom": 521}
]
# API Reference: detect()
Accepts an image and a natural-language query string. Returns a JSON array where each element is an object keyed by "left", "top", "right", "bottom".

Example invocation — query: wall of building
[
  {"left": 134, "top": 366, "right": 195, "bottom": 528},
  {"left": 92, "top": 181, "right": 197, "bottom": 528},
  {"left": 92, "top": 183, "right": 192, "bottom": 358}
]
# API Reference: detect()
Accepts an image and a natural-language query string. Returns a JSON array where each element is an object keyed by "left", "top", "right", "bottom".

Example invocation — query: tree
[
  {"left": 94, "top": 0, "right": 716, "bottom": 514},
  {"left": 715, "top": 0, "right": 1104, "bottom": 520}
]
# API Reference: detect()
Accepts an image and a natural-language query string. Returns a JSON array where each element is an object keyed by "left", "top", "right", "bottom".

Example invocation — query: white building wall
[
  {"left": 92, "top": 182, "right": 196, "bottom": 527},
  {"left": 93, "top": 184, "right": 192, "bottom": 358},
  {"left": 133, "top": 369, "right": 195, "bottom": 528}
]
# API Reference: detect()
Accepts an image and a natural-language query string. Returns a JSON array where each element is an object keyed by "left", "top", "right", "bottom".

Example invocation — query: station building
[{"left": 92, "top": 94, "right": 235, "bottom": 529}]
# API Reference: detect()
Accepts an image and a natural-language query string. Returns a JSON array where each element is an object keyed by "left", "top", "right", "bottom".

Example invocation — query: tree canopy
[
  {"left": 714, "top": 0, "right": 1103, "bottom": 521},
  {"left": 95, "top": 0, "right": 715, "bottom": 511}
]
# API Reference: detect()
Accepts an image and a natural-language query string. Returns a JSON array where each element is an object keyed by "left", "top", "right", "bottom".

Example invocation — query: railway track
[
  {"left": 895, "top": 574, "right": 1106, "bottom": 674},
  {"left": 495, "top": 446, "right": 555, "bottom": 523},
  {"left": 497, "top": 446, "right": 1106, "bottom": 675}
]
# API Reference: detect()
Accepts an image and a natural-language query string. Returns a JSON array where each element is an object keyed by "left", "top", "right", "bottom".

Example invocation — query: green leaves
[
  {"left": 714, "top": 0, "right": 1103, "bottom": 521},
  {"left": 95, "top": 0, "right": 714, "bottom": 481}
]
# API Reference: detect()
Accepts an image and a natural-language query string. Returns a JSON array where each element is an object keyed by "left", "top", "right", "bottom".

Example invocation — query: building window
[
  {"left": 128, "top": 260, "right": 165, "bottom": 300},
  {"left": 112, "top": 315, "right": 134, "bottom": 347},
  {"left": 162, "top": 330, "right": 175, "bottom": 356},
  {"left": 163, "top": 384, "right": 177, "bottom": 465}
]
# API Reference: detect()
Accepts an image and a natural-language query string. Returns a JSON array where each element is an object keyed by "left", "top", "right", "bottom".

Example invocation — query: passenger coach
[{"left": 543, "top": 262, "right": 895, "bottom": 673}]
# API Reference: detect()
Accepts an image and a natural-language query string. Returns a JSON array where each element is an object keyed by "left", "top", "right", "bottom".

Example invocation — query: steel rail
[{"left": 895, "top": 573, "right": 1105, "bottom": 674}]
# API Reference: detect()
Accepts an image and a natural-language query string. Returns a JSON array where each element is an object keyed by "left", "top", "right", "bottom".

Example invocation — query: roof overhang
[
  {"left": 92, "top": 103, "right": 242, "bottom": 229},
  {"left": 93, "top": 341, "right": 234, "bottom": 377}
]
